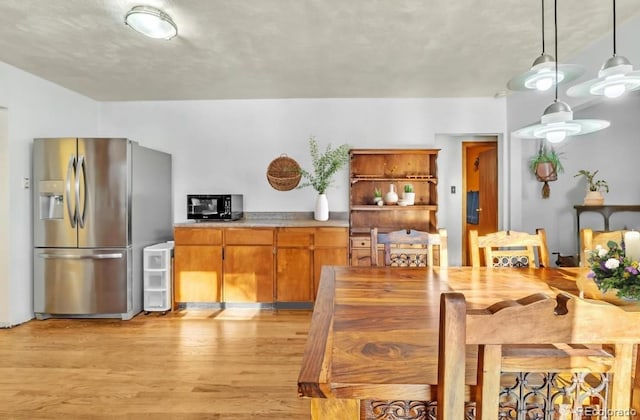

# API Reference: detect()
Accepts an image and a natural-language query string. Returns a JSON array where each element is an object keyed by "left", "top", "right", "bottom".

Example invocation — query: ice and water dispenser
[{"left": 38, "top": 180, "right": 65, "bottom": 220}]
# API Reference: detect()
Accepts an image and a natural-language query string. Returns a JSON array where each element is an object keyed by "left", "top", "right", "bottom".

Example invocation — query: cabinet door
[
  {"left": 314, "top": 228, "right": 348, "bottom": 296},
  {"left": 276, "top": 247, "right": 313, "bottom": 302},
  {"left": 223, "top": 245, "right": 274, "bottom": 302},
  {"left": 174, "top": 245, "right": 222, "bottom": 303},
  {"left": 314, "top": 247, "right": 348, "bottom": 296}
]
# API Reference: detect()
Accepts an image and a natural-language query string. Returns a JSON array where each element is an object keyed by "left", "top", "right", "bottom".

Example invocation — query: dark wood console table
[{"left": 574, "top": 205, "right": 640, "bottom": 255}]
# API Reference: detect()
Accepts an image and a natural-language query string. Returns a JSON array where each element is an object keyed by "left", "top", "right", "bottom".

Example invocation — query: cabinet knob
[{"left": 476, "top": 208, "right": 482, "bottom": 212}]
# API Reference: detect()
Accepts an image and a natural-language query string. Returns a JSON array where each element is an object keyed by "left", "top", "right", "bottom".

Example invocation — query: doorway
[{"left": 462, "top": 141, "right": 498, "bottom": 265}]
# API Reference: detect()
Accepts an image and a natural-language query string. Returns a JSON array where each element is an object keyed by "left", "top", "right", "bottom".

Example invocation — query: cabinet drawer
[
  {"left": 174, "top": 228, "right": 222, "bottom": 245},
  {"left": 315, "top": 228, "right": 348, "bottom": 247},
  {"left": 350, "top": 236, "right": 371, "bottom": 249},
  {"left": 277, "top": 228, "right": 313, "bottom": 246},
  {"left": 225, "top": 228, "right": 274, "bottom": 245}
]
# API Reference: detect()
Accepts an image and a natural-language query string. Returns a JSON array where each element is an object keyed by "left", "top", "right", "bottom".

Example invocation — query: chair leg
[
  {"left": 437, "top": 293, "right": 466, "bottom": 420},
  {"left": 610, "top": 343, "right": 634, "bottom": 420},
  {"left": 475, "top": 344, "right": 501, "bottom": 420}
]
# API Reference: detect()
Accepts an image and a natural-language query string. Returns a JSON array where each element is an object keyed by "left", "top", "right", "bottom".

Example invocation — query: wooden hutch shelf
[{"left": 349, "top": 148, "right": 439, "bottom": 266}]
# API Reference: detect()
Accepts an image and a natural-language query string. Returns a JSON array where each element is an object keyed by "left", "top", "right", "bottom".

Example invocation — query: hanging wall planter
[{"left": 528, "top": 141, "right": 564, "bottom": 199}]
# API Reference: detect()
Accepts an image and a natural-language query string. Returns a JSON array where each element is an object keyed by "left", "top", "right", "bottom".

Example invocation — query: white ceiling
[{"left": 1, "top": 0, "right": 639, "bottom": 101}]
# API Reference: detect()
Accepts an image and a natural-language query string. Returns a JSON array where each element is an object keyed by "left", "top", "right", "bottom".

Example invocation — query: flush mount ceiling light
[
  {"left": 124, "top": 5, "right": 177, "bottom": 40},
  {"left": 507, "top": 0, "right": 583, "bottom": 92},
  {"left": 513, "top": 0, "right": 609, "bottom": 143},
  {"left": 567, "top": 0, "right": 640, "bottom": 99}
]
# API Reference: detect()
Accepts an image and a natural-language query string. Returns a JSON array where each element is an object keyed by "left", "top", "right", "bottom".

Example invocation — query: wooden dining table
[{"left": 297, "top": 265, "right": 640, "bottom": 420}]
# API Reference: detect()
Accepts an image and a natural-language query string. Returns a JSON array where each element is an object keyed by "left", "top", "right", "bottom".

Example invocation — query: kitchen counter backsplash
[{"left": 174, "top": 211, "right": 348, "bottom": 228}]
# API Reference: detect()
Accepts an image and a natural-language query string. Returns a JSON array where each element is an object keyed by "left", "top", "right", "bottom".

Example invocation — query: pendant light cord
[
  {"left": 554, "top": 0, "right": 558, "bottom": 103},
  {"left": 541, "top": 0, "right": 545, "bottom": 54},
  {"left": 612, "top": 0, "right": 617, "bottom": 56}
]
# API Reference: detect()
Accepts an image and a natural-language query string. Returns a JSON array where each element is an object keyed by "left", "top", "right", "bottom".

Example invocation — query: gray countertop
[{"left": 174, "top": 212, "right": 349, "bottom": 228}]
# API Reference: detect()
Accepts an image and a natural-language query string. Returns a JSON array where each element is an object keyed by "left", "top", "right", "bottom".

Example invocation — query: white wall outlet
[{"left": 23, "top": 177, "right": 30, "bottom": 189}]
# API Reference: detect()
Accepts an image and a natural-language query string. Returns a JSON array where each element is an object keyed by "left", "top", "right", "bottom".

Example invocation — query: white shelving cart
[{"left": 143, "top": 241, "right": 174, "bottom": 315}]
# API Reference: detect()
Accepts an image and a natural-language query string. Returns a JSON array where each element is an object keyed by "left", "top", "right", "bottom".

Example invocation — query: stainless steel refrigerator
[{"left": 33, "top": 138, "right": 172, "bottom": 320}]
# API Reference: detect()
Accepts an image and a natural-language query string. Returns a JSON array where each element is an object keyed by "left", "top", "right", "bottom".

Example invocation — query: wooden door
[
  {"left": 477, "top": 148, "right": 498, "bottom": 236},
  {"left": 462, "top": 142, "right": 498, "bottom": 265}
]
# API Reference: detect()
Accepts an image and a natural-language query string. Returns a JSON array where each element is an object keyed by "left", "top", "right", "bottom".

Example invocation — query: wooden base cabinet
[
  {"left": 174, "top": 225, "right": 348, "bottom": 306},
  {"left": 276, "top": 227, "right": 348, "bottom": 303},
  {"left": 223, "top": 228, "right": 274, "bottom": 303},
  {"left": 174, "top": 228, "right": 223, "bottom": 306}
]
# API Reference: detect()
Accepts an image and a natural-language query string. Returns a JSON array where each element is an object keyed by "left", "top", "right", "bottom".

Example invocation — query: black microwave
[{"left": 187, "top": 194, "right": 244, "bottom": 221}]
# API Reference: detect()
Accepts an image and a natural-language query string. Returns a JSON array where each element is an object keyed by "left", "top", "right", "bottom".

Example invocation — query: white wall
[
  {"left": 0, "top": 108, "right": 8, "bottom": 325},
  {"left": 507, "top": 15, "right": 640, "bottom": 260},
  {"left": 0, "top": 62, "right": 99, "bottom": 327},
  {"left": 98, "top": 98, "right": 507, "bottom": 252}
]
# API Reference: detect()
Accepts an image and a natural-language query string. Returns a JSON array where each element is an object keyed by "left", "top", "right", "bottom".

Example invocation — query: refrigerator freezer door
[
  {"left": 34, "top": 248, "right": 129, "bottom": 315},
  {"left": 77, "top": 138, "right": 130, "bottom": 248},
  {"left": 33, "top": 138, "right": 79, "bottom": 248}
]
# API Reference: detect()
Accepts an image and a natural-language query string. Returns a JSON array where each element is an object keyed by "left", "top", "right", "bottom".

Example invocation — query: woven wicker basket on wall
[{"left": 267, "top": 155, "right": 301, "bottom": 191}]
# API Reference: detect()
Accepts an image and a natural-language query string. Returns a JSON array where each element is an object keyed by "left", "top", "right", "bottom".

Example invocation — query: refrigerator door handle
[
  {"left": 76, "top": 155, "right": 87, "bottom": 228},
  {"left": 66, "top": 155, "right": 77, "bottom": 228},
  {"left": 37, "top": 252, "right": 124, "bottom": 260}
]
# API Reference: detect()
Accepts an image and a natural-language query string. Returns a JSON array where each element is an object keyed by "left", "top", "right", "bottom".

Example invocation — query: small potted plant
[
  {"left": 373, "top": 188, "right": 383, "bottom": 205},
  {"left": 574, "top": 169, "right": 609, "bottom": 205},
  {"left": 402, "top": 184, "right": 415, "bottom": 205},
  {"left": 528, "top": 141, "right": 564, "bottom": 199}
]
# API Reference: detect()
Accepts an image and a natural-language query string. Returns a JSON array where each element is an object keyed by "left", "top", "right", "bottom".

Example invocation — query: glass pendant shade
[
  {"left": 567, "top": 55, "right": 640, "bottom": 98},
  {"left": 513, "top": 101, "right": 610, "bottom": 143},
  {"left": 508, "top": 53, "right": 584, "bottom": 92},
  {"left": 125, "top": 6, "right": 177, "bottom": 40}
]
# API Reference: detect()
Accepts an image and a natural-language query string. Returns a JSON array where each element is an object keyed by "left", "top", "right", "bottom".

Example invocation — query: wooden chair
[
  {"left": 438, "top": 292, "right": 638, "bottom": 420},
  {"left": 469, "top": 228, "right": 550, "bottom": 268},
  {"left": 370, "top": 228, "right": 448, "bottom": 267},
  {"left": 580, "top": 228, "right": 628, "bottom": 267}
]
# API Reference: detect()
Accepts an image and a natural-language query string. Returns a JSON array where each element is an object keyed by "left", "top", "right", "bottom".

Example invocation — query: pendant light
[
  {"left": 507, "top": 0, "right": 583, "bottom": 92},
  {"left": 513, "top": 0, "right": 610, "bottom": 143},
  {"left": 124, "top": 5, "right": 178, "bottom": 40},
  {"left": 567, "top": 0, "right": 640, "bottom": 98}
]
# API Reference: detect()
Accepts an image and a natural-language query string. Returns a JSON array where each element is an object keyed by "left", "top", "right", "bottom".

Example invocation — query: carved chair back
[
  {"left": 370, "top": 228, "right": 448, "bottom": 268},
  {"left": 437, "top": 292, "right": 638, "bottom": 420},
  {"left": 469, "top": 228, "right": 550, "bottom": 268}
]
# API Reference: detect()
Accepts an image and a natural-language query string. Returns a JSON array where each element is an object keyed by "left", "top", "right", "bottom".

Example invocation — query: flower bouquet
[{"left": 586, "top": 240, "right": 640, "bottom": 301}]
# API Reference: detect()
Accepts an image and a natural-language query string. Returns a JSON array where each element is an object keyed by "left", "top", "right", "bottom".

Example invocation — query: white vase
[
  {"left": 384, "top": 184, "right": 398, "bottom": 205},
  {"left": 315, "top": 193, "right": 329, "bottom": 221}
]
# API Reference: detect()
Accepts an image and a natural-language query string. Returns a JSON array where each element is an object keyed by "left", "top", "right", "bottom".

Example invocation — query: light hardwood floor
[{"left": 0, "top": 309, "right": 313, "bottom": 419}]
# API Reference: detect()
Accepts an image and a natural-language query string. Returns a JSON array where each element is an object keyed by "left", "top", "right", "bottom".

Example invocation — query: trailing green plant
[
  {"left": 529, "top": 141, "right": 565, "bottom": 199},
  {"left": 404, "top": 184, "right": 414, "bottom": 193},
  {"left": 298, "top": 136, "right": 351, "bottom": 194},
  {"left": 528, "top": 141, "right": 564, "bottom": 175},
  {"left": 574, "top": 169, "right": 609, "bottom": 193}
]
